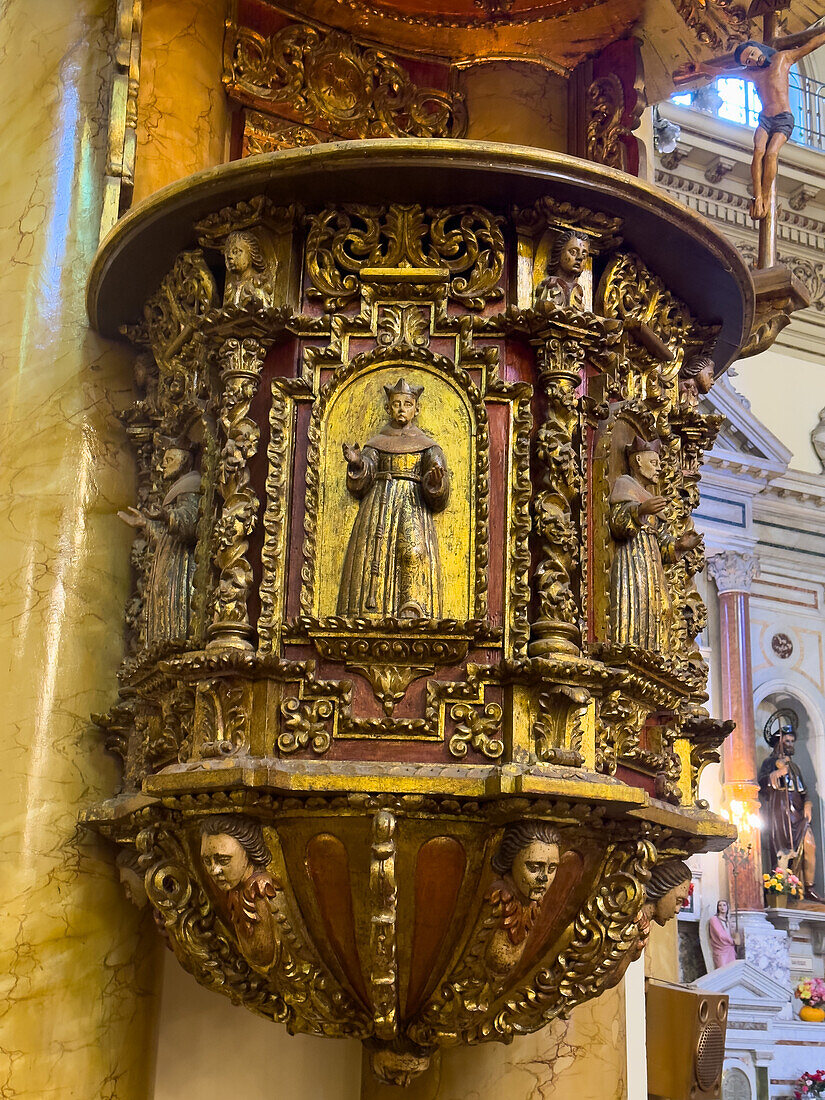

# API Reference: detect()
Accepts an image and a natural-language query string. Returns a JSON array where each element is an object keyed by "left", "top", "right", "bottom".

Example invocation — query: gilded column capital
[{"left": 707, "top": 550, "right": 758, "bottom": 595}]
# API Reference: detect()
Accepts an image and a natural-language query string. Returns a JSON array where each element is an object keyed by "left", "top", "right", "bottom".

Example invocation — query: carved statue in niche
[
  {"left": 535, "top": 229, "right": 590, "bottom": 310},
  {"left": 222, "top": 229, "right": 275, "bottom": 309},
  {"left": 337, "top": 378, "right": 450, "bottom": 619},
  {"left": 678, "top": 354, "right": 716, "bottom": 408},
  {"left": 708, "top": 899, "right": 737, "bottom": 968},
  {"left": 118, "top": 441, "right": 201, "bottom": 644},
  {"left": 484, "top": 821, "right": 561, "bottom": 979},
  {"left": 609, "top": 437, "right": 701, "bottom": 650},
  {"left": 199, "top": 814, "right": 281, "bottom": 971}
]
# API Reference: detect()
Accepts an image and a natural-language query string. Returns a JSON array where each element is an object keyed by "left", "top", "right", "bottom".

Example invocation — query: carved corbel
[{"left": 208, "top": 337, "right": 266, "bottom": 651}]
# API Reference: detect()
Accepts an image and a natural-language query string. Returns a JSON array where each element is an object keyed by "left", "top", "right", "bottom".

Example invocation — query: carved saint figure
[
  {"left": 485, "top": 821, "right": 561, "bottom": 980},
  {"left": 708, "top": 899, "right": 737, "bottom": 969},
  {"left": 678, "top": 354, "right": 716, "bottom": 408},
  {"left": 676, "top": 23, "right": 825, "bottom": 219},
  {"left": 222, "top": 229, "right": 275, "bottom": 309},
  {"left": 609, "top": 437, "right": 701, "bottom": 650},
  {"left": 200, "top": 814, "right": 281, "bottom": 971},
  {"left": 759, "top": 714, "right": 818, "bottom": 900},
  {"left": 535, "top": 230, "right": 590, "bottom": 310},
  {"left": 118, "top": 444, "right": 200, "bottom": 644},
  {"left": 338, "top": 378, "right": 450, "bottom": 619}
]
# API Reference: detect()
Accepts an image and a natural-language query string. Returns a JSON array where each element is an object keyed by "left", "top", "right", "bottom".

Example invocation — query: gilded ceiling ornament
[
  {"left": 338, "top": 378, "right": 450, "bottom": 620},
  {"left": 223, "top": 22, "right": 466, "bottom": 140}
]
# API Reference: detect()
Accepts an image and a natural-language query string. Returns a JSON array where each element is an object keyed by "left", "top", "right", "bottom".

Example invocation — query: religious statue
[
  {"left": 708, "top": 899, "right": 737, "bottom": 968},
  {"left": 678, "top": 354, "right": 716, "bottom": 408},
  {"left": 609, "top": 437, "right": 702, "bottom": 650},
  {"left": 337, "top": 378, "right": 450, "bottom": 619},
  {"left": 485, "top": 821, "right": 561, "bottom": 979},
  {"left": 675, "top": 22, "right": 825, "bottom": 220},
  {"left": 118, "top": 443, "right": 201, "bottom": 644},
  {"left": 759, "top": 711, "right": 819, "bottom": 901},
  {"left": 535, "top": 229, "right": 590, "bottom": 310},
  {"left": 222, "top": 229, "right": 275, "bottom": 309},
  {"left": 199, "top": 814, "right": 281, "bottom": 970}
]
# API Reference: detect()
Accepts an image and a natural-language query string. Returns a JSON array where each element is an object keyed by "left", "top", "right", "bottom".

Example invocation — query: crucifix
[{"left": 674, "top": 3, "right": 825, "bottom": 268}]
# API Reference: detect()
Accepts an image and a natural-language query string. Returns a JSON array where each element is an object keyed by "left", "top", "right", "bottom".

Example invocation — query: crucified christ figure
[{"left": 675, "top": 21, "right": 825, "bottom": 220}]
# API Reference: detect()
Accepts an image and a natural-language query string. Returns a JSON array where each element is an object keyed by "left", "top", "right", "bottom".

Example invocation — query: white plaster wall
[{"left": 734, "top": 350, "right": 825, "bottom": 475}]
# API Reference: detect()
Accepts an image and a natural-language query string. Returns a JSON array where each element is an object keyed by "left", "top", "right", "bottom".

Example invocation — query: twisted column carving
[{"left": 208, "top": 337, "right": 266, "bottom": 650}]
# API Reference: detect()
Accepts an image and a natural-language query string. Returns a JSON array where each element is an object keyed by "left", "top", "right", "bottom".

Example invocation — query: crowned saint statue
[{"left": 337, "top": 378, "right": 450, "bottom": 619}]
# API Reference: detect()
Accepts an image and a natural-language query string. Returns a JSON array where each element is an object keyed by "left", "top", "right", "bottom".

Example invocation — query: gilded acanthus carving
[
  {"left": 369, "top": 810, "right": 398, "bottom": 1040},
  {"left": 586, "top": 74, "right": 630, "bottom": 171},
  {"left": 304, "top": 204, "right": 505, "bottom": 312},
  {"left": 448, "top": 701, "right": 504, "bottom": 760},
  {"left": 223, "top": 22, "right": 466, "bottom": 141}
]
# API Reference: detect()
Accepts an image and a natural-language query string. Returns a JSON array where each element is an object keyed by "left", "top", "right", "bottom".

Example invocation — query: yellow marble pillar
[
  {"left": 0, "top": 1, "right": 159, "bottom": 1095},
  {"left": 360, "top": 986, "right": 627, "bottom": 1100},
  {"left": 460, "top": 61, "right": 569, "bottom": 152},
  {"left": 132, "top": 0, "right": 231, "bottom": 203}
]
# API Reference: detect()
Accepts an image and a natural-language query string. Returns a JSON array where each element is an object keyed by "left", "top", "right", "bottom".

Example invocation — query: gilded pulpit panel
[{"left": 84, "top": 141, "right": 746, "bottom": 1084}]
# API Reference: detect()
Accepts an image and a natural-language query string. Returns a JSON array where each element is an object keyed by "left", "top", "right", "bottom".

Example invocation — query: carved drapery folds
[{"left": 89, "top": 161, "right": 738, "bottom": 1079}]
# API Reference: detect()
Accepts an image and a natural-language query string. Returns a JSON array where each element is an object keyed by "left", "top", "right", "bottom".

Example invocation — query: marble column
[
  {"left": 0, "top": 2, "right": 159, "bottom": 1096},
  {"left": 132, "top": 0, "right": 231, "bottom": 204},
  {"left": 707, "top": 550, "right": 764, "bottom": 911}
]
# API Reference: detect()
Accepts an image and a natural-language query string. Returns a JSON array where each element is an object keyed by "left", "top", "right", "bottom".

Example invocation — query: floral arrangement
[
  {"left": 796, "top": 979, "right": 825, "bottom": 1007},
  {"left": 763, "top": 867, "right": 804, "bottom": 897},
  {"left": 794, "top": 1069, "right": 825, "bottom": 1098}
]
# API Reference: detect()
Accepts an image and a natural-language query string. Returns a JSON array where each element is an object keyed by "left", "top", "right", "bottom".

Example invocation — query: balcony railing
[{"left": 671, "top": 69, "right": 825, "bottom": 151}]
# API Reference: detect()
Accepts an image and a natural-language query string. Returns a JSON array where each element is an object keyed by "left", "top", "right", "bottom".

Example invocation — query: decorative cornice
[{"left": 707, "top": 551, "right": 758, "bottom": 595}]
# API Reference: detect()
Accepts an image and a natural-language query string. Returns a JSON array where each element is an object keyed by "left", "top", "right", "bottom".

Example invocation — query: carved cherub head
[
  {"left": 679, "top": 354, "right": 716, "bottom": 407},
  {"left": 644, "top": 859, "right": 691, "bottom": 926},
  {"left": 550, "top": 230, "right": 591, "bottom": 280},
  {"left": 491, "top": 821, "right": 561, "bottom": 903},
  {"left": 383, "top": 377, "right": 424, "bottom": 428},
  {"left": 116, "top": 847, "right": 148, "bottom": 909},
  {"left": 223, "top": 230, "right": 266, "bottom": 278},
  {"left": 200, "top": 814, "right": 271, "bottom": 892},
  {"left": 626, "top": 436, "right": 662, "bottom": 486}
]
